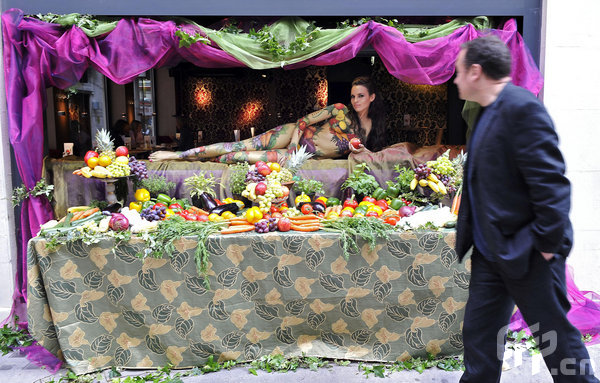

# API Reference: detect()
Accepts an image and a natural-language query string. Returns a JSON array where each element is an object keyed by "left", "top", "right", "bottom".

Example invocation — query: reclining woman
[{"left": 148, "top": 76, "right": 387, "bottom": 163}]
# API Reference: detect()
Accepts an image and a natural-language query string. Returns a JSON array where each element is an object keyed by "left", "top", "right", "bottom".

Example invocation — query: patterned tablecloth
[{"left": 27, "top": 230, "right": 470, "bottom": 374}]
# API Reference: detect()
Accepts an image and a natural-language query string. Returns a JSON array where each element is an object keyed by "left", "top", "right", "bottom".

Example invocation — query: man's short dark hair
[{"left": 462, "top": 35, "right": 512, "bottom": 80}]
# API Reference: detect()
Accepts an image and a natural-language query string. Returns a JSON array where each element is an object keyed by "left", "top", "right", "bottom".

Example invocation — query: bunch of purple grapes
[
  {"left": 439, "top": 174, "right": 452, "bottom": 186},
  {"left": 129, "top": 157, "right": 148, "bottom": 179},
  {"left": 245, "top": 169, "right": 265, "bottom": 183},
  {"left": 141, "top": 206, "right": 166, "bottom": 221},
  {"left": 254, "top": 219, "right": 270, "bottom": 233},
  {"left": 414, "top": 164, "right": 432, "bottom": 180},
  {"left": 268, "top": 218, "right": 278, "bottom": 232}
]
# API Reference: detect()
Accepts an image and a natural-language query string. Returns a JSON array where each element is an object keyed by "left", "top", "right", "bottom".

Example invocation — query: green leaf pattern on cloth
[{"left": 28, "top": 231, "right": 469, "bottom": 374}]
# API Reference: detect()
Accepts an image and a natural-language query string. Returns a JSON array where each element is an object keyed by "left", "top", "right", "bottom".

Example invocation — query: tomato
[
  {"left": 384, "top": 216, "right": 400, "bottom": 226},
  {"left": 197, "top": 214, "right": 209, "bottom": 222},
  {"left": 340, "top": 209, "right": 353, "bottom": 218},
  {"left": 279, "top": 202, "right": 288, "bottom": 209},
  {"left": 301, "top": 204, "right": 314, "bottom": 215},
  {"left": 272, "top": 212, "right": 283, "bottom": 219},
  {"left": 270, "top": 206, "right": 280, "bottom": 214},
  {"left": 315, "top": 196, "right": 328, "bottom": 206},
  {"left": 365, "top": 211, "right": 379, "bottom": 218}
]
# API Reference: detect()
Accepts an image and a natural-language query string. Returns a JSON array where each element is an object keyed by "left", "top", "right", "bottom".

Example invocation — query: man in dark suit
[{"left": 454, "top": 35, "right": 598, "bottom": 383}]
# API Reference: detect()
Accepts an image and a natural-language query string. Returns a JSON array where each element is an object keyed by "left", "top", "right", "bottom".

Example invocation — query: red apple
[
  {"left": 84, "top": 150, "right": 99, "bottom": 163},
  {"left": 257, "top": 165, "right": 272, "bottom": 176},
  {"left": 350, "top": 137, "right": 362, "bottom": 149},
  {"left": 255, "top": 182, "right": 267, "bottom": 195},
  {"left": 277, "top": 217, "right": 291, "bottom": 232},
  {"left": 281, "top": 186, "right": 290, "bottom": 198},
  {"left": 115, "top": 146, "right": 129, "bottom": 157}
]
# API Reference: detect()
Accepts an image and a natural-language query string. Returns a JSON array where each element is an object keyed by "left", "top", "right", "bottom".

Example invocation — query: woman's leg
[{"left": 212, "top": 149, "right": 290, "bottom": 164}]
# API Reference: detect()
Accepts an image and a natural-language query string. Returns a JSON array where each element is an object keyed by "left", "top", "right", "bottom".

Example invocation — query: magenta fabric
[
  {"left": 510, "top": 265, "right": 600, "bottom": 345},
  {"left": 0, "top": 8, "right": 552, "bottom": 369}
]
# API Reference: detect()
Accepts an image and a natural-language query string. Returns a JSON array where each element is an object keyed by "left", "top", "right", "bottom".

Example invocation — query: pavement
[{"left": 1, "top": 343, "right": 599, "bottom": 383}]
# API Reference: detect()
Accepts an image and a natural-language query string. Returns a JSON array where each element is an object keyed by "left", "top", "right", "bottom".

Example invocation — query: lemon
[
  {"left": 115, "top": 156, "right": 129, "bottom": 165},
  {"left": 98, "top": 155, "right": 112, "bottom": 167}
]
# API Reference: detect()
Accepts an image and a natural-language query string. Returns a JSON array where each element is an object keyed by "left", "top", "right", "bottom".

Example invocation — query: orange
[
  {"left": 86, "top": 157, "right": 99, "bottom": 169},
  {"left": 98, "top": 155, "right": 111, "bottom": 167}
]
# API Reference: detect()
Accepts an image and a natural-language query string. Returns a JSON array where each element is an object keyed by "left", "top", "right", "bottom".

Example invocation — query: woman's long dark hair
[{"left": 348, "top": 76, "right": 387, "bottom": 152}]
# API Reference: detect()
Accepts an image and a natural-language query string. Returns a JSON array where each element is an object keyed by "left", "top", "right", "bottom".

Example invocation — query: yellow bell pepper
[
  {"left": 295, "top": 193, "right": 311, "bottom": 206},
  {"left": 358, "top": 201, "right": 374, "bottom": 208},
  {"left": 129, "top": 201, "right": 142, "bottom": 212},
  {"left": 245, "top": 206, "right": 263, "bottom": 224},
  {"left": 208, "top": 213, "right": 224, "bottom": 222},
  {"left": 164, "top": 208, "right": 175, "bottom": 219},
  {"left": 223, "top": 198, "right": 234, "bottom": 204},
  {"left": 221, "top": 211, "right": 236, "bottom": 220},
  {"left": 134, "top": 188, "right": 151, "bottom": 202},
  {"left": 367, "top": 205, "right": 383, "bottom": 217}
]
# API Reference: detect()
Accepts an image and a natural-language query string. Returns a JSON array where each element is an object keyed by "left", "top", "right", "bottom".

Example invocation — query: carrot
[
  {"left": 291, "top": 223, "right": 321, "bottom": 232},
  {"left": 229, "top": 220, "right": 252, "bottom": 226},
  {"left": 451, "top": 193, "right": 461, "bottom": 215},
  {"left": 290, "top": 215, "right": 321, "bottom": 221},
  {"left": 71, "top": 211, "right": 85, "bottom": 221},
  {"left": 220, "top": 225, "right": 255, "bottom": 234},
  {"left": 76, "top": 207, "right": 99, "bottom": 221}
]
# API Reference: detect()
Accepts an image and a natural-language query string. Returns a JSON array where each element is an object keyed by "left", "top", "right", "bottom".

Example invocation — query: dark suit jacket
[{"left": 455, "top": 83, "right": 573, "bottom": 279}]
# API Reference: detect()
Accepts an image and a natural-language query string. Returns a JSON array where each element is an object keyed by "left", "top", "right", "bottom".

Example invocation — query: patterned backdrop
[
  {"left": 373, "top": 60, "right": 448, "bottom": 146},
  {"left": 180, "top": 67, "right": 327, "bottom": 145},
  {"left": 179, "top": 59, "right": 448, "bottom": 147}
]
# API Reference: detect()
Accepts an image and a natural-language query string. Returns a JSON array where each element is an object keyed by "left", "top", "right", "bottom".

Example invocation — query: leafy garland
[
  {"left": 174, "top": 29, "right": 211, "bottom": 48},
  {"left": 11, "top": 178, "right": 54, "bottom": 207},
  {"left": 137, "top": 217, "right": 225, "bottom": 285},
  {"left": 337, "top": 17, "right": 440, "bottom": 38},
  {"left": 248, "top": 22, "right": 320, "bottom": 61},
  {"left": 322, "top": 216, "right": 394, "bottom": 259}
]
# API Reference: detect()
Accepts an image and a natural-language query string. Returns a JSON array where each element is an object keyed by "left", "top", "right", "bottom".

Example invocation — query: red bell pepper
[
  {"left": 169, "top": 203, "right": 183, "bottom": 211},
  {"left": 343, "top": 197, "right": 358, "bottom": 210},
  {"left": 375, "top": 199, "right": 389, "bottom": 211},
  {"left": 362, "top": 196, "right": 376, "bottom": 204},
  {"left": 153, "top": 202, "right": 167, "bottom": 209}
]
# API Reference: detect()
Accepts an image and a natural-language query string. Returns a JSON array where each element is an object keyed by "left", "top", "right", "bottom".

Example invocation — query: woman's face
[{"left": 350, "top": 85, "right": 376, "bottom": 115}]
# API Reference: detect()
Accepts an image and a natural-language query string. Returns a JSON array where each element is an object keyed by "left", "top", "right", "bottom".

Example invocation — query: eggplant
[
  {"left": 198, "top": 192, "right": 219, "bottom": 211},
  {"left": 210, "top": 203, "right": 240, "bottom": 215},
  {"left": 311, "top": 202, "right": 326, "bottom": 214},
  {"left": 341, "top": 187, "right": 355, "bottom": 201},
  {"left": 104, "top": 202, "right": 122, "bottom": 213}
]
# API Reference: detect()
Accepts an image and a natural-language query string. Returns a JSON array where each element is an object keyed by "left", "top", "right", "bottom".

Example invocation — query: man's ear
[{"left": 469, "top": 64, "right": 483, "bottom": 80}]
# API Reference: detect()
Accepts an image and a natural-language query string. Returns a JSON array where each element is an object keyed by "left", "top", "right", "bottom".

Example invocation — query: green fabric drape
[
  {"left": 401, "top": 16, "right": 490, "bottom": 42},
  {"left": 199, "top": 17, "right": 357, "bottom": 69},
  {"left": 36, "top": 14, "right": 489, "bottom": 67},
  {"left": 42, "top": 13, "right": 118, "bottom": 37}
]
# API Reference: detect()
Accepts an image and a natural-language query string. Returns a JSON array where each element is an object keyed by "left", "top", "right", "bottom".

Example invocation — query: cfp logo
[{"left": 498, "top": 323, "right": 596, "bottom": 376}]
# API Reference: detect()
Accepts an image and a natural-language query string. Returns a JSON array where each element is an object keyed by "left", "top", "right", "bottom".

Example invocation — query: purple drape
[{"left": 3, "top": 8, "right": 588, "bottom": 371}]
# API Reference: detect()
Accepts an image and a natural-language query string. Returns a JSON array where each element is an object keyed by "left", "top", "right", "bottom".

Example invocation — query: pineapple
[
  {"left": 282, "top": 145, "right": 314, "bottom": 182},
  {"left": 95, "top": 128, "right": 115, "bottom": 160}
]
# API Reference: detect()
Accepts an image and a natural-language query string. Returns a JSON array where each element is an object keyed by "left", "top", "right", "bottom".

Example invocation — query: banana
[
  {"left": 419, "top": 179, "right": 429, "bottom": 187},
  {"left": 67, "top": 206, "right": 91, "bottom": 214},
  {"left": 410, "top": 178, "right": 418, "bottom": 190},
  {"left": 437, "top": 181, "right": 447, "bottom": 195},
  {"left": 428, "top": 180, "right": 440, "bottom": 193},
  {"left": 81, "top": 167, "right": 93, "bottom": 178},
  {"left": 428, "top": 173, "right": 439, "bottom": 183}
]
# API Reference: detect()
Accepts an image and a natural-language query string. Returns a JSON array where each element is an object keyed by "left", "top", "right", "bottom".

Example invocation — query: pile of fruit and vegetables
[{"left": 37, "top": 146, "right": 465, "bottom": 276}]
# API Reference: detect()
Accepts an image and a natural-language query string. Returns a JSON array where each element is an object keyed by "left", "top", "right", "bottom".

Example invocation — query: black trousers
[{"left": 460, "top": 248, "right": 599, "bottom": 383}]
